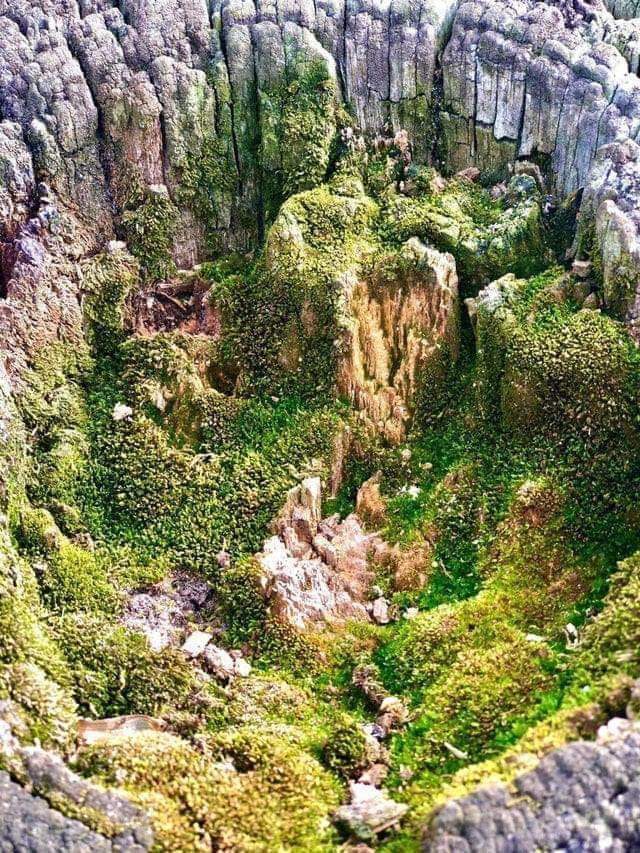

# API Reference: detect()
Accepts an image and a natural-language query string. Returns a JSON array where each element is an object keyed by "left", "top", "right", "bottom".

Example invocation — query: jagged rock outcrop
[
  {"left": 0, "top": 123, "right": 91, "bottom": 389},
  {"left": 441, "top": 0, "right": 640, "bottom": 194},
  {"left": 4, "top": 0, "right": 640, "bottom": 341},
  {"left": 0, "top": 0, "right": 457, "bottom": 266},
  {"left": 578, "top": 137, "right": 640, "bottom": 334},
  {"left": 337, "top": 238, "right": 459, "bottom": 442},
  {"left": 257, "top": 477, "right": 387, "bottom": 629}
]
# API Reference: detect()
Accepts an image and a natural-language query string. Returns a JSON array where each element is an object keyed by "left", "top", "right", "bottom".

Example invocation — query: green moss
[
  {"left": 0, "top": 524, "right": 76, "bottom": 748},
  {"left": 371, "top": 472, "right": 600, "bottom": 805},
  {"left": 218, "top": 557, "right": 267, "bottom": 645},
  {"left": 5, "top": 142, "right": 640, "bottom": 853},
  {"left": 206, "top": 675, "right": 317, "bottom": 731},
  {"left": 573, "top": 551, "right": 640, "bottom": 686},
  {"left": 0, "top": 663, "right": 76, "bottom": 749},
  {"left": 16, "top": 507, "right": 120, "bottom": 615},
  {"left": 382, "top": 175, "right": 548, "bottom": 290},
  {"left": 474, "top": 267, "right": 640, "bottom": 445},
  {"left": 259, "top": 58, "right": 338, "bottom": 225},
  {"left": 215, "top": 177, "right": 380, "bottom": 397},
  {"left": 53, "top": 613, "right": 196, "bottom": 719},
  {"left": 86, "top": 396, "right": 343, "bottom": 570},
  {"left": 322, "top": 718, "right": 369, "bottom": 779},
  {"left": 121, "top": 186, "right": 177, "bottom": 284},
  {"left": 82, "top": 247, "right": 140, "bottom": 352},
  {"left": 176, "top": 60, "right": 239, "bottom": 253},
  {"left": 75, "top": 730, "right": 341, "bottom": 851}
]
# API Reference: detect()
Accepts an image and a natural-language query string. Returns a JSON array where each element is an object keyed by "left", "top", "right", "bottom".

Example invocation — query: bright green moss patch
[
  {"left": 6, "top": 142, "right": 640, "bottom": 853},
  {"left": 373, "top": 477, "right": 590, "bottom": 775},
  {"left": 259, "top": 58, "right": 339, "bottom": 225},
  {"left": 0, "top": 523, "right": 76, "bottom": 748},
  {"left": 85, "top": 394, "right": 345, "bottom": 569},
  {"left": 572, "top": 551, "right": 640, "bottom": 687},
  {"left": 322, "top": 718, "right": 370, "bottom": 779},
  {"left": 473, "top": 267, "right": 640, "bottom": 442}
]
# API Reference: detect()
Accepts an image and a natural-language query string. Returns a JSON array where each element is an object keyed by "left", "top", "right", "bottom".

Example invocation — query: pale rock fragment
[{"left": 181, "top": 630, "right": 212, "bottom": 658}]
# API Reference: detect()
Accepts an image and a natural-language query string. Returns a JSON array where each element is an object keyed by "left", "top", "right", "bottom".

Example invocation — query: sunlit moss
[{"left": 75, "top": 730, "right": 341, "bottom": 851}]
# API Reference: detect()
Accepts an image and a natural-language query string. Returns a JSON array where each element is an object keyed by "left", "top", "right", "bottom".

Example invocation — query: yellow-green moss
[
  {"left": 0, "top": 663, "right": 76, "bottom": 749},
  {"left": 474, "top": 268, "right": 640, "bottom": 444},
  {"left": 259, "top": 59, "right": 339, "bottom": 225},
  {"left": 382, "top": 175, "right": 548, "bottom": 289},
  {"left": 573, "top": 551, "right": 640, "bottom": 686},
  {"left": 121, "top": 186, "right": 177, "bottom": 284},
  {"left": 75, "top": 730, "right": 341, "bottom": 852}
]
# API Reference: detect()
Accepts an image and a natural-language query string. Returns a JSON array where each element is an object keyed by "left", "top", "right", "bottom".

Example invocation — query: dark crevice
[
  {"left": 246, "top": 1, "right": 265, "bottom": 244},
  {"left": 218, "top": 21, "right": 243, "bottom": 194},
  {"left": 0, "top": 248, "right": 11, "bottom": 299}
]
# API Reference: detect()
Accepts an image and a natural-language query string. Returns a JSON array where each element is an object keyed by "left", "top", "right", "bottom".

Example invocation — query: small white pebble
[{"left": 112, "top": 403, "right": 133, "bottom": 421}]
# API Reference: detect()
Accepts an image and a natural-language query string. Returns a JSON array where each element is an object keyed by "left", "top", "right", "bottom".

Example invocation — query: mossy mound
[
  {"left": 382, "top": 174, "right": 549, "bottom": 289},
  {"left": 52, "top": 613, "right": 197, "bottom": 719},
  {"left": 573, "top": 550, "right": 640, "bottom": 689},
  {"left": 75, "top": 730, "right": 341, "bottom": 852},
  {"left": 213, "top": 165, "right": 549, "bottom": 412},
  {"left": 0, "top": 523, "right": 77, "bottom": 749},
  {"left": 375, "top": 478, "right": 590, "bottom": 775},
  {"left": 5, "top": 139, "right": 640, "bottom": 853},
  {"left": 473, "top": 267, "right": 640, "bottom": 444}
]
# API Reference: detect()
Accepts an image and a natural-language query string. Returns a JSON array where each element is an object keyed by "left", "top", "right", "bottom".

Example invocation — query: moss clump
[
  {"left": 572, "top": 551, "right": 640, "bottom": 686},
  {"left": 215, "top": 176, "right": 380, "bottom": 397},
  {"left": 17, "top": 507, "right": 119, "bottom": 615},
  {"left": 217, "top": 557, "right": 268, "bottom": 646},
  {"left": 216, "top": 166, "right": 462, "bottom": 407},
  {"left": 15, "top": 341, "right": 94, "bottom": 517},
  {"left": 407, "top": 635, "right": 552, "bottom": 768},
  {"left": 121, "top": 185, "right": 177, "bottom": 284},
  {"left": 206, "top": 675, "right": 316, "bottom": 731},
  {"left": 116, "top": 331, "right": 243, "bottom": 451},
  {"left": 86, "top": 339, "right": 345, "bottom": 567},
  {"left": 75, "top": 730, "right": 340, "bottom": 851},
  {"left": 373, "top": 475, "right": 597, "bottom": 793},
  {"left": 382, "top": 175, "right": 548, "bottom": 289},
  {"left": 53, "top": 613, "right": 195, "bottom": 719},
  {"left": 0, "top": 524, "right": 76, "bottom": 748},
  {"left": 41, "top": 542, "right": 120, "bottom": 616},
  {"left": 259, "top": 58, "right": 339, "bottom": 225},
  {"left": 0, "top": 662, "right": 76, "bottom": 749},
  {"left": 322, "top": 718, "right": 369, "bottom": 779},
  {"left": 82, "top": 247, "right": 140, "bottom": 352},
  {"left": 473, "top": 267, "right": 640, "bottom": 446}
]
